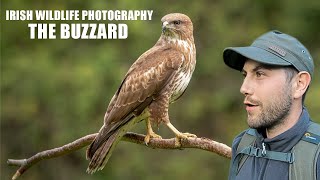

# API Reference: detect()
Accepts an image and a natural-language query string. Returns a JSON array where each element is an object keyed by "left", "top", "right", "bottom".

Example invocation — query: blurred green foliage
[{"left": 1, "top": 0, "right": 319, "bottom": 179}]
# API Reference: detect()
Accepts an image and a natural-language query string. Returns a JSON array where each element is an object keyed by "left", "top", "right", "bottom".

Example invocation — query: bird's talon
[
  {"left": 144, "top": 136, "right": 150, "bottom": 146},
  {"left": 177, "top": 132, "right": 197, "bottom": 139},
  {"left": 174, "top": 132, "right": 197, "bottom": 147},
  {"left": 174, "top": 137, "right": 182, "bottom": 147},
  {"left": 144, "top": 133, "right": 162, "bottom": 145}
]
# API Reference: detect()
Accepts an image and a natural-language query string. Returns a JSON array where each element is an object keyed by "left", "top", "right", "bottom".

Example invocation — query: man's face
[{"left": 240, "top": 59, "right": 293, "bottom": 130}]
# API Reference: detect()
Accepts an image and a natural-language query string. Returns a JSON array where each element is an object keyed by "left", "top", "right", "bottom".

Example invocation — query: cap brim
[{"left": 223, "top": 46, "right": 291, "bottom": 71}]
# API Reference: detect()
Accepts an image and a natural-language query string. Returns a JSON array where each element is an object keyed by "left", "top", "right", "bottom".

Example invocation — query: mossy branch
[{"left": 7, "top": 132, "right": 231, "bottom": 180}]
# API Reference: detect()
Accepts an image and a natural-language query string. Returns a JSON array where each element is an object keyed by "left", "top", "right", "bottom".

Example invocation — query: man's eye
[{"left": 256, "top": 71, "right": 263, "bottom": 77}]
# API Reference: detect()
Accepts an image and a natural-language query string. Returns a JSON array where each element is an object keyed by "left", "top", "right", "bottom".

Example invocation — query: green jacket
[{"left": 229, "top": 108, "right": 320, "bottom": 180}]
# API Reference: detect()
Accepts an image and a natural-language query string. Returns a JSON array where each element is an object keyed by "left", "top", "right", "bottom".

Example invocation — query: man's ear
[{"left": 293, "top": 71, "right": 311, "bottom": 99}]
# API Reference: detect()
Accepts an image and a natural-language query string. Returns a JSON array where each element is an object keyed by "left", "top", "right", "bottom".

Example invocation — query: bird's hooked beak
[{"left": 162, "top": 21, "right": 169, "bottom": 33}]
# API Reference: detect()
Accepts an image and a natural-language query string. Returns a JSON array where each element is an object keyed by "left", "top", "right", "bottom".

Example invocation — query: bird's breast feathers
[
  {"left": 168, "top": 38, "right": 196, "bottom": 102},
  {"left": 170, "top": 70, "right": 193, "bottom": 102}
]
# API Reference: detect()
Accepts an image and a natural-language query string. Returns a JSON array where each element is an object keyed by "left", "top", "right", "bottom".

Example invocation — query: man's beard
[{"left": 246, "top": 87, "right": 292, "bottom": 130}]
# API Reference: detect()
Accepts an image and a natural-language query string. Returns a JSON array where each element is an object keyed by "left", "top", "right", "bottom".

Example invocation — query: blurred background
[{"left": 1, "top": 0, "right": 319, "bottom": 179}]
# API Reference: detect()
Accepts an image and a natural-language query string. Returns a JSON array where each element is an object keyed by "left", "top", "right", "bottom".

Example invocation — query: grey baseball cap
[{"left": 223, "top": 30, "right": 314, "bottom": 78}]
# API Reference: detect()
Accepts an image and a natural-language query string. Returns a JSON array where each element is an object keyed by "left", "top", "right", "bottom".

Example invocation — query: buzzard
[{"left": 86, "top": 13, "right": 197, "bottom": 174}]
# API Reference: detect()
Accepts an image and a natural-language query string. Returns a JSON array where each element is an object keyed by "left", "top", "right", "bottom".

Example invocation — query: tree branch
[{"left": 7, "top": 132, "right": 231, "bottom": 180}]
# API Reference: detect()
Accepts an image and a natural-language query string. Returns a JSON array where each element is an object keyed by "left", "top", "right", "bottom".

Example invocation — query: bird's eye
[{"left": 173, "top": 20, "right": 181, "bottom": 25}]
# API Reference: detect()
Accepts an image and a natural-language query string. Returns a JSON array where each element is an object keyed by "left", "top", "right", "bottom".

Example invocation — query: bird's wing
[{"left": 107, "top": 45, "right": 184, "bottom": 124}]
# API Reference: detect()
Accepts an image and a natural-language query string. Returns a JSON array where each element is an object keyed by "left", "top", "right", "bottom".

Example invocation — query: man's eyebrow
[
  {"left": 252, "top": 65, "right": 274, "bottom": 72},
  {"left": 241, "top": 64, "right": 274, "bottom": 74}
]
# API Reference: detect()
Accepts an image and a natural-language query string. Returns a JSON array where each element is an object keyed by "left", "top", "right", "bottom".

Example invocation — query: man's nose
[{"left": 240, "top": 77, "right": 253, "bottom": 96}]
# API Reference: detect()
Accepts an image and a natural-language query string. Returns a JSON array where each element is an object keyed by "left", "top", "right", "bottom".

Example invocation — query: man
[{"left": 223, "top": 30, "right": 320, "bottom": 180}]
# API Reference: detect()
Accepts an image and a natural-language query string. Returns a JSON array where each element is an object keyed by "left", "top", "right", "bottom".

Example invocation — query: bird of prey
[{"left": 86, "top": 13, "right": 197, "bottom": 174}]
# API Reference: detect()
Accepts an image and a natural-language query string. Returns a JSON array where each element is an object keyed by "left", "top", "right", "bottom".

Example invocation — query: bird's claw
[
  {"left": 177, "top": 132, "right": 197, "bottom": 139},
  {"left": 174, "top": 132, "right": 197, "bottom": 147},
  {"left": 144, "top": 132, "right": 162, "bottom": 146}
]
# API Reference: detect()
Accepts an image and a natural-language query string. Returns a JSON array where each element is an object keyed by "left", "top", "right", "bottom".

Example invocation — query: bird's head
[{"left": 161, "top": 13, "right": 193, "bottom": 40}]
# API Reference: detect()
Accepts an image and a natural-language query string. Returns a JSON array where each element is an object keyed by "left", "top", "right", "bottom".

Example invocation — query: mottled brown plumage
[{"left": 86, "top": 13, "right": 196, "bottom": 174}]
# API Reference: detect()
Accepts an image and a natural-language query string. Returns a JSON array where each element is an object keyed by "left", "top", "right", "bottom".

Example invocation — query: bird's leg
[
  {"left": 144, "top": 118, "right": 162, "bottom": 145},
  {"left": 166, "top": 122, "right": 197, "bottom": 146}
]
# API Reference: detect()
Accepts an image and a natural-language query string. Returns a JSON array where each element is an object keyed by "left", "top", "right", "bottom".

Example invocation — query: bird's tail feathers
[
  {"left": 86, "top": 121, "right": 134, "bottom": 174},
  {"left": 86, "top": 125, "right": 108, "bottom": 160},
  {"left": 86, "top": 132, "right": 118, "bottom": 174},
  {"left": 86, "top": 114, "right": 144, "bottom": 174}
]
